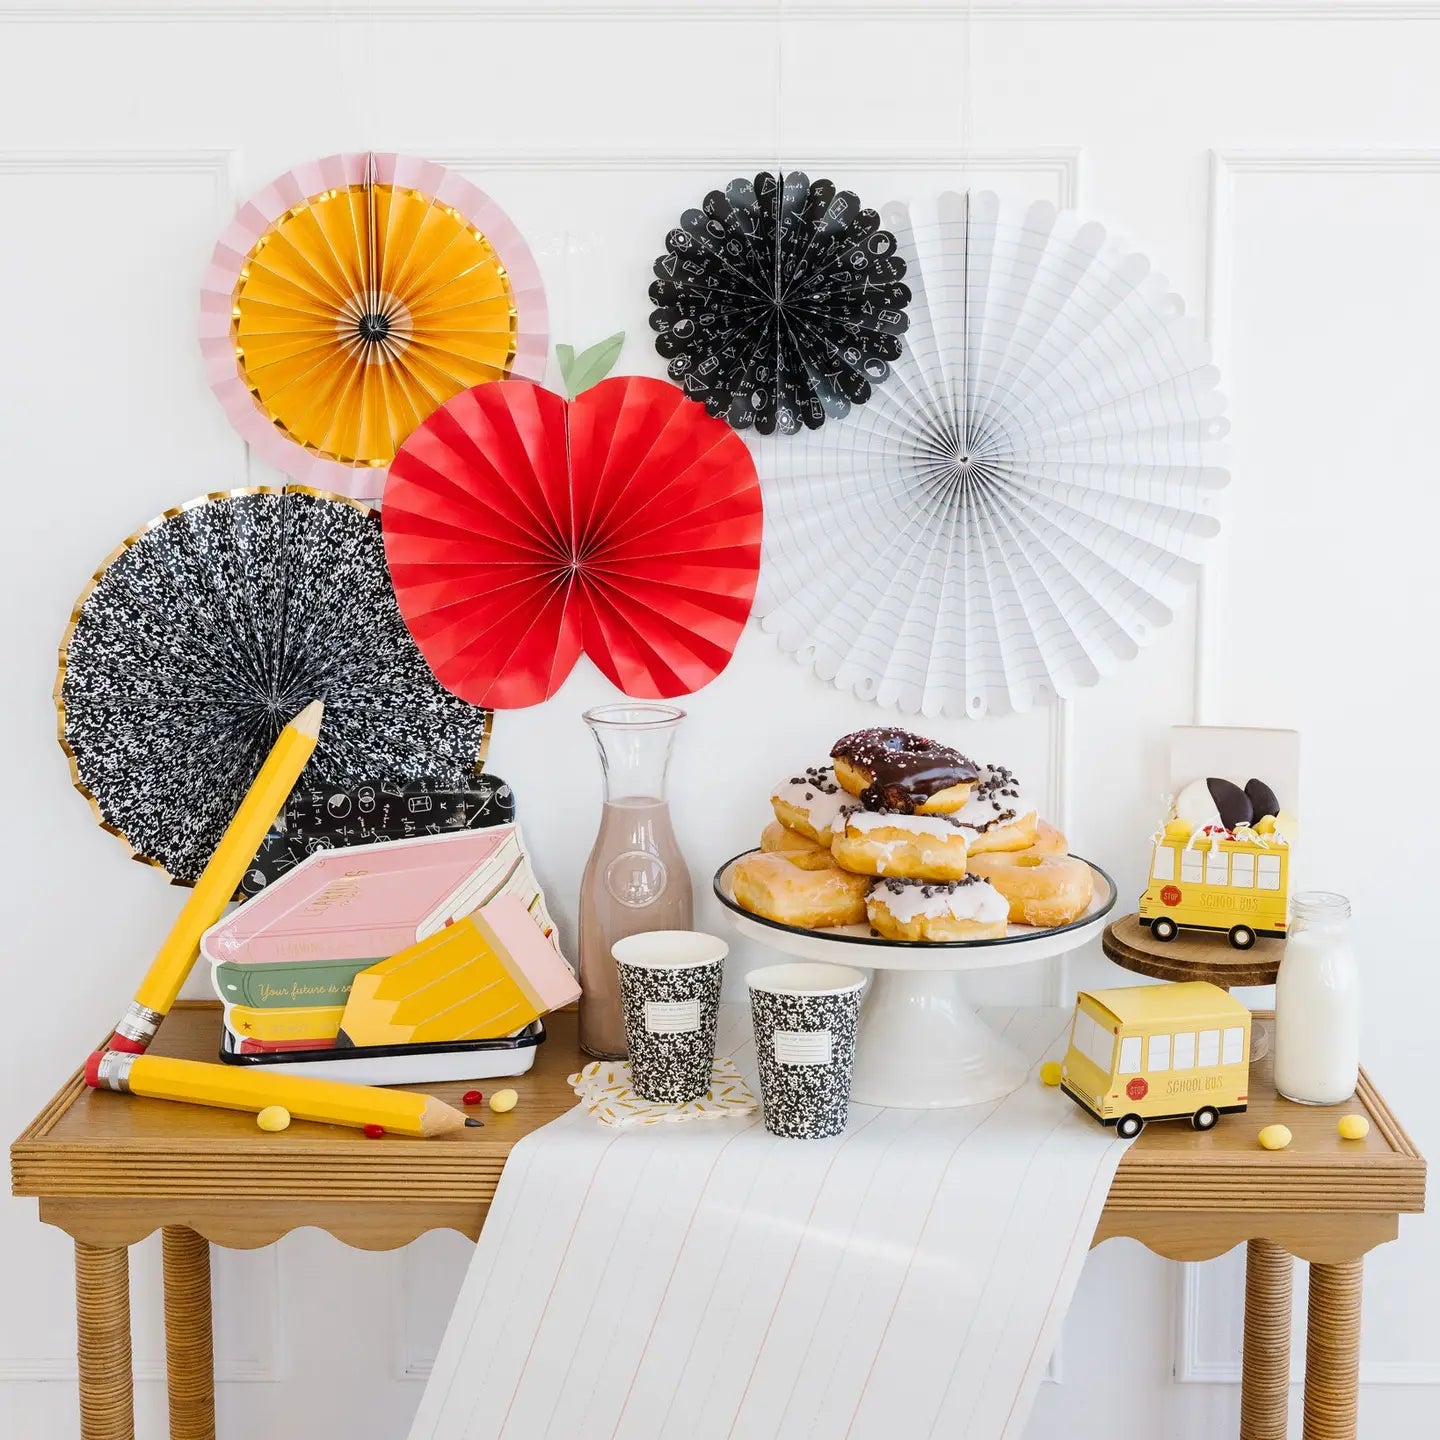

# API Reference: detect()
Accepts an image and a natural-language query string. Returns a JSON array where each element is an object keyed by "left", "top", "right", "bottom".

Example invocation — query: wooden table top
[{"left": 13, "top": 1002, "right": 1424, "bottom": 1259}]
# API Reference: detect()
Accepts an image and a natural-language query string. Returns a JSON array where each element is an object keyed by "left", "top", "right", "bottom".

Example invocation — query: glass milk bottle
[
  {"left": 1274, "top": 892, "right": 1359, "bottom": 1105},
  {"left": 578, "top": 704, "right": 693, "bottom": 1058}
]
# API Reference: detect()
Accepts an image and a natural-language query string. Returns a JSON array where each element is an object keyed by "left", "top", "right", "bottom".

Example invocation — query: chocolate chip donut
[
  {"left": 866, "top": 875, "right": 1010, "bottom": 942},
  {"left": 770, "top": 766, "right": 849, "bottom": 843},
  {"left": 947, "top": 764, "right": 1039, "bottom": 854}
]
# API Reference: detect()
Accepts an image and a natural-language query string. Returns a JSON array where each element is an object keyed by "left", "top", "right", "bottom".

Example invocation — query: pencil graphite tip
[
  {"left": 464, "top": 1116, "right": 485, "bottom": 1127},
  {"left": 290, "top": 699, "right": 324, "bottom": 738}
]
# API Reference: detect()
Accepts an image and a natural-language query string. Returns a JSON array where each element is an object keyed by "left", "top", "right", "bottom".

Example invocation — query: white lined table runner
[{"left": 409, "top": 1006, "right": 1129, "bottom": 1440}]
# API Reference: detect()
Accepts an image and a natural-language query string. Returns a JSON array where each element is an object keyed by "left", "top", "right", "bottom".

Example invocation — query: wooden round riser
[{"left": 1102, "top": 912, "right": 1282, "bottom": 988}]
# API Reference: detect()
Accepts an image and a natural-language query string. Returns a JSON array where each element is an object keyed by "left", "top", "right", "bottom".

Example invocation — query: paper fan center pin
[{"left": 338, "top": 290, "right": 412, "bottom": 368}]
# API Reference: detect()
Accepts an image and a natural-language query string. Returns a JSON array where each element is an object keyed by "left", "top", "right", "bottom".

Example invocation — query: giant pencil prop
[
  {"left": 86, "top": 1052, "right": 479, "bottom": 1137},
  {"left": 109, "top": 700, "right": 323, "bottom": 1053}
]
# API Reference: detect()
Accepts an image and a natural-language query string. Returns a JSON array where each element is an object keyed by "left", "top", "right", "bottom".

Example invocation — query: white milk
[{"left": 1273, "top": 892, "right": 1359, "bottom": 1105}]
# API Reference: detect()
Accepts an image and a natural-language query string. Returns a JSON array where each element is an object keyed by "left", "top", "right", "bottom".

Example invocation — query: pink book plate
[{"left": 203, "top": 829, "right": 516, "bottom": 966}]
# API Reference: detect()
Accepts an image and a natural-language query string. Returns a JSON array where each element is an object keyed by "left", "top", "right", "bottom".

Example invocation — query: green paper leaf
[
  {"left": 555, "top": 343, "right": 577, "bottom": 397},
  {"left": 558, "top": 332, "right": 625, "bottom": 398}
]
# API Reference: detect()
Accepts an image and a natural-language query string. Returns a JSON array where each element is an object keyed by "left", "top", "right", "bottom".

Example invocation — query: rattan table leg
[
  {"left": 1303, "top": 1257, "right": 1363, "bottom": 1440},
  {"left": 74, "top": 1241, "right": 133, "bottom": 1440},
  {"left": 1241, "top": 1239, "right": 1293, "bottom": 1440},
  {"left": 162, "top": 1227, "right": 216, "bottom": 1440}
]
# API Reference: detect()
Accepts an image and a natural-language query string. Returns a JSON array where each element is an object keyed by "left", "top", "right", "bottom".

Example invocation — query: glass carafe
[{"left": 578, "top": 704, "right": 694, "bottom": 1058}]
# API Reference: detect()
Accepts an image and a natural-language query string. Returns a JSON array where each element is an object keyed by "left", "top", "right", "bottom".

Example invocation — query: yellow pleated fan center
[{"left": 231, "top": 182, "right": 519, "bottom": 468}]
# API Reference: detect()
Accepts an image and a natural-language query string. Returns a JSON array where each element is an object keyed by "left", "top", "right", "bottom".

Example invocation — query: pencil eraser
[
  {"left": 84, "top": 1052, "right": 105, "bottom": 1088},
  {"left": 108, "top": 1034, "right": 147, "bottom": 1055}
]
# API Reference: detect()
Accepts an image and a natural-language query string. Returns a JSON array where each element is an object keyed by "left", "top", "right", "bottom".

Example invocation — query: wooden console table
[{"left": 12, "top": 1002, "right": 1425, "bottom": 1440}]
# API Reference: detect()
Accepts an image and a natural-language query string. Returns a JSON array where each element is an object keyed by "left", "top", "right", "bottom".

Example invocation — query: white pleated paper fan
[{"left": 754, "top": 191, "right": 1230, "bottom": 717}]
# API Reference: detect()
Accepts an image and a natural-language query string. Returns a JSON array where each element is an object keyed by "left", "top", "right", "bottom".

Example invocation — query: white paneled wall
[{"left": 1, "top": 5, "right": 1436, "bottom": 1438}]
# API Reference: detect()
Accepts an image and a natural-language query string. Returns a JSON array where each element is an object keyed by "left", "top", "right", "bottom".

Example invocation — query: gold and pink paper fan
[
  {"left": 200, "top": 152, "right": 547, "bottom": 500},
  {"left": 382, "top": 376, "right": 763, "bottom": 708}
]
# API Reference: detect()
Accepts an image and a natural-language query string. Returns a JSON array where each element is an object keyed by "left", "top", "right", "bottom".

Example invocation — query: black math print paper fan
[
  {"left": 57, "top": 487, "right": 493, "bottom": 884},
  {"left": 648, "top": 170, "right": 911, "bottom": 435}
]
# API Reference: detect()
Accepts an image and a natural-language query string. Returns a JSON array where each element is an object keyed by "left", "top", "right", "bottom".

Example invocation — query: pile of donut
[{"left": 731, "top": 727, "right": 1094, "bottom": 943}]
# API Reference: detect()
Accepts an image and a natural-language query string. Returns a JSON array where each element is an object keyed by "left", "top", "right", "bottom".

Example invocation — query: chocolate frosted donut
[{"left": 830, "top": 728, "right": 980, "bottom": 814}]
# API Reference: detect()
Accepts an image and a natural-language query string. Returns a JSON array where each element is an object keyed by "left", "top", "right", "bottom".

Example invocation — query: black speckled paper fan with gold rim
[{"left": 56, "top": 486, "right": 492, "bottom": 884}]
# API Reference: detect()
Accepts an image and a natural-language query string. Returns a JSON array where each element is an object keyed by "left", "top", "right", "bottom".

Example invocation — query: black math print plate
[
  {"left": 238, "top": 773, "right": 515, "bottom": 898},
  {"left": 649, "top": 171, "right": 910, "bottom": 435}
]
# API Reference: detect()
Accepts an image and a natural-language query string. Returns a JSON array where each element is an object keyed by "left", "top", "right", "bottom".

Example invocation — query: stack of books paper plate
[{"left": 204, "top": 825, "right": 571, "bottom": 1084}]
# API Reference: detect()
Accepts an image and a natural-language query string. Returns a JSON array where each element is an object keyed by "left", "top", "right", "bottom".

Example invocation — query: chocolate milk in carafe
[{"left": 578, "top": 704, "right": 693, "bottom": 1058}]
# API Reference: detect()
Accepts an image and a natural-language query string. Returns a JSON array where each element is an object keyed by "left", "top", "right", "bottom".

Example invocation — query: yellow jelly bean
[
  {"left": 1338, "top": 1114, "right": 1370, "bottom": 1141},
  {"left": 489, "top": 1088, "right": 518, "bottom": 1114},
  {"left": 1257, "top": 1124, "right": 1292, "bottom": 1151},
  {"left": 1039, "top": 1061, "right": 1062, "bottom": 1087},
  {"left": 256, "top": 1105, "right": 291, "bottom": 1133}
]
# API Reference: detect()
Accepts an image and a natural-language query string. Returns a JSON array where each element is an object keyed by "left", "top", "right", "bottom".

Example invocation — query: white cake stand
[{"left": 713, "top": 852, "right": 1117, "bottom": 1108}]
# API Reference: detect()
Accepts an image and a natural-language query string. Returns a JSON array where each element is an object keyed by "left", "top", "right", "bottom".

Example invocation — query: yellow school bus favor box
[
  {"left": 1061, "top": 982, "right": 1251, "bottom": 1138},
  {"left": 1139, "top": 774, "right": 1298, "bottom": 950}
]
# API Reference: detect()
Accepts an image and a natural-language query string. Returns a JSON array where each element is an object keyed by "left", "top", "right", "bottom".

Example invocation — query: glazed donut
[
  {"left": 966, "top": 850, "right": 1093, "bottom": 929},
  {"left": 760, "top": 820, "right": 833, "bottom": 871},
  {"left": 830, "top": 807, "right": 969, "bottom": 881},
  {"left": 732, "top": 852, "right": 870, "bottom": 930},
  {"left": 830, "top": 728, "right": 979, "bottom": 814},
  {"left": 770, "top": 766, "right": 849, "bottom": 844},
  {"left": 866, "top": 876, "right": 1009, "bottom": 943},
  {"left": 1029, "top": 820, "right": 1068, "bottom": 856}
]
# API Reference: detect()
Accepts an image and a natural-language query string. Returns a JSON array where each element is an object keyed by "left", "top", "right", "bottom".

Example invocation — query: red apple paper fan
[{"left": 383, "top": 376, "right": 763, "bottom": 707}]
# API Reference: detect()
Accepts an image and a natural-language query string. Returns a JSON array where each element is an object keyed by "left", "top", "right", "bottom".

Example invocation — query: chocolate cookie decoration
[
  {"left": 1245, "top": 778, "right": 1280, "bottom": 820},
  {"left": 1207, "top": 778, "right": 1253, "bottom": 830}
]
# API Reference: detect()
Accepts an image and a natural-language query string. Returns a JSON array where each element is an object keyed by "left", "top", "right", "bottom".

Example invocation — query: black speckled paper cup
[
  {"left": 614, "top": 932, "right": 727, "bottom": 1104},
  {"left": 747, "top": 963, "right": 867, "bottom": 1139}
]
